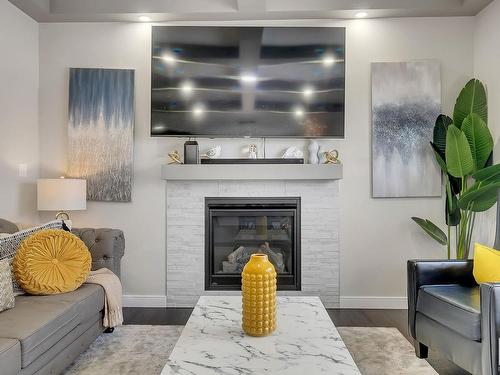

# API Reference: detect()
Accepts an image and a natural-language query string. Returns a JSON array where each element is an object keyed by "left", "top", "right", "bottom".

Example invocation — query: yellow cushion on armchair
[
  {"left": 13, "top": 229, "right": 91, "bottom": 295},
  {"left": 473, "top": 243, "right": 500, "bottom": 284}
]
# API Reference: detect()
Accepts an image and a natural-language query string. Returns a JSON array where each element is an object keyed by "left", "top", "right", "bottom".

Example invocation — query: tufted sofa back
[
  {"left": 71, "top": 228, "right": 125, "bottom": 278},
  {"left": 0, "top": 218, "right": 19, "bottom": 234},
  {"left": 0, "top": 219, "right": 125, "bottom": 278}
]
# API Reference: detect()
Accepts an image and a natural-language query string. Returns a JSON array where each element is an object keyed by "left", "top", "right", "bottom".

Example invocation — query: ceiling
[{"left": 9, "top": 0, "right": 493, "bottom": 22}]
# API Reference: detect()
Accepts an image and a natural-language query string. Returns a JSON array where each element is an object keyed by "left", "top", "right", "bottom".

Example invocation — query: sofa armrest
[
  {"left": 0, "top": 218, "right": 18, "bottom": 234},
  {"left": 407, "top": 259, "right": 475, "bottom": 339},
  {"left": 72, "top": 228, "right": 125, "bottom": 278},
  {"left": 481, "top": 283, "right": 500, "bottom": 375}
]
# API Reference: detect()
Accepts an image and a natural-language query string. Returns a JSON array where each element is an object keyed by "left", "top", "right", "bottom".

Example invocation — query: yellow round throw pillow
[{"left": 13, "top": 229, "right": 91, "bottom": 295}]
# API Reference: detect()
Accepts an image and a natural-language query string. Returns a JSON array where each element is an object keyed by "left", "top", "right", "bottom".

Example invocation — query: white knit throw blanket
[{"left": 85, "top": 268, "right": 123, "bottom": 328}]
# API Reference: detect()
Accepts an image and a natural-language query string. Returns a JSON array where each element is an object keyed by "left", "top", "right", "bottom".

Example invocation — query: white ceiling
[{"left": 9, "top": 0, "right": 493, "bottom": 22}]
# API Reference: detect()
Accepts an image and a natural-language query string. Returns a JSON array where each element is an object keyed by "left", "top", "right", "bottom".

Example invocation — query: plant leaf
[
  {"left": 449, "top": 174, "right": 462, "bottom": 195},
  {"left": 473, "top": 163, "right": 500, "bottom": 183},
  {"left": 411, "top": 217, "right": 448, "bottom": 245},
  {"left": 471, "top": 194, "right": 498, "bottom": 212},
  {"left": 485, "top": 152, "right": 493, "bottom": 167},
  {"left": 445, "top": 193, "right": 461, "bottom": 226},
  {"left": 458, "top": 181, "right": 500, "bottom": 212},
  {"left": 462, "top": 113, "right": 493, "bottom": 171},
  {"left": 430, "top": 142, "right": 447, "bottom": 173},
  {"left": 453, "top": 78, "right": 488, "bottom": 129},
  {"left": 433, "top": 115, "right": 452, "bottom": 157},
  {"left": 445, "top": 124, "right": 473, "bottom": 178}
]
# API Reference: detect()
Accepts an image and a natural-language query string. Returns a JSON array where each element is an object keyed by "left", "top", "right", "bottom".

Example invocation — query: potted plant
[{"left": 412, "top": 79, "right": 500, "bottom": 259}]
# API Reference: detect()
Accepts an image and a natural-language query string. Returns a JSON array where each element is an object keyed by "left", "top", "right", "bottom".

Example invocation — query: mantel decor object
[
  {"left": 241, "top": 254, "right": 277, "bottom": 337},
  {"left": 248, "top": 144, "right": 258, "bottom": 159},
  {"left": 200, "top": 158, "right": 304, "bottom": 164},
  {"left": 324, "top": 149, "right": 341, "bottom": 164},
  {"left": 202, "top": 145, "right": 221, "bottom": 159},
  {"left": 308, "top": 140, "right": 320, "bottom": 164},
  {"left": 168, "top": 150, "right": 182, "bottom": 164},
  {"left": 282, "top": 146, "right": 303, "bottom": 159},
  {"left": 183, "top": 141, "right": 199, "bottom": 164}
]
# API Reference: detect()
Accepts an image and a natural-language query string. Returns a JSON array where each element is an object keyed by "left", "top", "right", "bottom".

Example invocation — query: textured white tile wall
[{"left": 166, "top": 180, "right": 340, "bottom": 307}]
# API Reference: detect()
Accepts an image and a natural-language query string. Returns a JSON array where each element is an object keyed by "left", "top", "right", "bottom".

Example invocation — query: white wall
[
  {"left": 38, "top": 18, "right": 474, "bottom": 305},
  {"left": 475, "top": 0, "right": 500, "bottom": 147},
  {"left": 0, "top": 1, "right": 39, "bottom": 224},
  {"left": 471, "top": 0, "right": 500, "bottom": 258}
]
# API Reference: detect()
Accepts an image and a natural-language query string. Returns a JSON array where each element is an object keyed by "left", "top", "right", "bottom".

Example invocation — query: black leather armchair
[{"left": 408, "top": 259, "right": 500, "bottom": 374}]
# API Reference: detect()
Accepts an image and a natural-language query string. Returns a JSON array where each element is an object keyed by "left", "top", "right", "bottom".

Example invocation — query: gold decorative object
[
  {"left": 324, "top": 149, "right": 341, "bottom": 164},
  {"left": 242, "top": 254, "right": 277, "bottom": 337},
  {"left": 168, "top": 150, "right": 183, "bottom": 164}
]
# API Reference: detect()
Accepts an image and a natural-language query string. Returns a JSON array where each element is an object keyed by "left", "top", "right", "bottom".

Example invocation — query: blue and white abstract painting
[
  {"left": 67, "top": 68, "right": 134, "bottom": 202},
  {"left": 372, "top": 61, "right": 441, "bottom": 198}
]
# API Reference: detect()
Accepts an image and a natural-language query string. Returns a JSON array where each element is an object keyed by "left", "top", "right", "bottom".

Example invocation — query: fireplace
[{"left": 205, "top": 197, "right": 301, "bottom": 291}]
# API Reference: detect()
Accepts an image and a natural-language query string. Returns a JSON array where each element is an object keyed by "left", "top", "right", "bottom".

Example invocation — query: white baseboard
[
  {"left": 123, "top": 295, "right": 167, "bottom": 308},
  {"left": 340, "top": 296, "right": 407, "bottom": 309}
]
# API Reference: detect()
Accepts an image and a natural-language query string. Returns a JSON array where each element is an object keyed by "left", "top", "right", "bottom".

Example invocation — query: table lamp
[{"left": 37, "top": 177, "right": 87, "bottom": 221}]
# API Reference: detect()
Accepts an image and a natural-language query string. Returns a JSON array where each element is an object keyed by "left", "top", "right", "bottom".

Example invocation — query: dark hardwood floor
[
  {"left": 124, "top": 307, "right": 193, "bottom": 325},
  {"left": 123, "top": 307, "right": 469, "bottom": 375}
]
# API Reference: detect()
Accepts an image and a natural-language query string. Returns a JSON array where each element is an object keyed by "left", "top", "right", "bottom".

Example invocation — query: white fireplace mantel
[{"left": 162, "top": 163, "right": 343, "bottom": 181}]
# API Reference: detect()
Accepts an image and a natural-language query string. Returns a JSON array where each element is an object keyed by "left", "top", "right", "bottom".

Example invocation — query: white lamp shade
[{"left": 37, "top": 179, "right": 87, "bottom": 211}]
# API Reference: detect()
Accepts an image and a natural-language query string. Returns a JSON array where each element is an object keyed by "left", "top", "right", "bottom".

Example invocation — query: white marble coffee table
[{"left": 161, "top": 296, "right": 360, "bottom": 374}]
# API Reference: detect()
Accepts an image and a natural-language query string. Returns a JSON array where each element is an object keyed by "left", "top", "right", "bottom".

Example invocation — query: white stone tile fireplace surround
[{"left": 163, "top": 165, "right": 341, "bottom": 308}]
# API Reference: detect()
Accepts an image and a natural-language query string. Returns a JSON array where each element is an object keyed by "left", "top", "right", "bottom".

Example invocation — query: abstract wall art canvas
[
  {"left": 67, "top": 68, "right": 135, "bottom": 202},
  {"left": 371, "top": 61, "right": 441, "bottom": 198}
]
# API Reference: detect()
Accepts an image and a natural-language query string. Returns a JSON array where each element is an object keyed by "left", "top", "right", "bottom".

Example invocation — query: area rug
[
  {"left": 338, "top": 327, "right": 437, "bottom": 374},
  {"left": 63, "top": 325, "right": 437, "bottom": 374},
  {"left": 62, "top": 325, "right": 184, "bottom": 375}
]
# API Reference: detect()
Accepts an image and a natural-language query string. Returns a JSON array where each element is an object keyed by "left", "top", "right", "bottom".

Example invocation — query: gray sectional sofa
[{"left": 0, "top": 219, "right": 125, "bottom": 375}]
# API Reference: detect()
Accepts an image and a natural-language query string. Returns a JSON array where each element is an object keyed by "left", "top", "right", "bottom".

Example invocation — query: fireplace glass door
[{"left": 205, "top": 197, "right": 300, "bottom": 290}]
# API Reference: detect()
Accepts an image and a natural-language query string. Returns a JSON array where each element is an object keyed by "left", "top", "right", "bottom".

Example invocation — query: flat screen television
[{"left": 151, "top": 26, "right": 345, "bottom": 138}]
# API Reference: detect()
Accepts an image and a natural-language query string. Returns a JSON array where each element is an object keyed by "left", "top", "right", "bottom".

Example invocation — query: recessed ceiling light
[
  {"left": 322, "top": 55, "right": 335, "bottom": 67},
  {"left": 138, "top": 16, "right": 152, "bottom": 22},
  {"left": 240, "top": 74, "right": 258, "bottom": 83},
  {"left": 355, "top": 11, "right": 368, "bottom": 18}
]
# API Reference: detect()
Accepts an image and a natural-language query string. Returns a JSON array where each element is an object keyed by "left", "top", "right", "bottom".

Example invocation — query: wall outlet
[{"left": 18, "top": 163, "right": 28, "bottom": 177}]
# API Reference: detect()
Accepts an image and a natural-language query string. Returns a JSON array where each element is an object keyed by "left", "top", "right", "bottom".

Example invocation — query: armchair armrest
[
  {"left": 72, "top": 228, "right": 125, "bottom": 278},
  {"left": 407, "top": 259, "right": 475, "bottom": 338},
  {"left": 481, "top": 283, "right": 500, "bottom": 375}
]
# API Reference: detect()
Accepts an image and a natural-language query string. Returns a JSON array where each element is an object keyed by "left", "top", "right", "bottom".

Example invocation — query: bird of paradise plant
[{"left": 412, "top": 79, "right": 500, "bottom": 259}]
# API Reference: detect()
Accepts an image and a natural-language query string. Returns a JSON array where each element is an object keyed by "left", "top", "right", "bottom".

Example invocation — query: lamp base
[
  {"left": 55, "top": 211, "right": 70, "bottom": 220},
  {"left": 55, "top": 212, "right": 73, "bottom": 230}
]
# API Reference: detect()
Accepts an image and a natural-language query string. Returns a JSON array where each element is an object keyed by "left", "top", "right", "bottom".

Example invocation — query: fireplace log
[{"left": 228, "top": 246, "right": 245, "bottom": 264}]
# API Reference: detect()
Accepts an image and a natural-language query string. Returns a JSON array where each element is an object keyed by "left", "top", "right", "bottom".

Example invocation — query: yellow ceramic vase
[{"left": 241, "top": 253, "right": 277, "bottom": 336}]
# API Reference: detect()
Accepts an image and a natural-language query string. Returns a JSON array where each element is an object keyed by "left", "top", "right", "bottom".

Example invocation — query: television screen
[{"left": 151, "top": 26, "right": 345, "bottom": 138}]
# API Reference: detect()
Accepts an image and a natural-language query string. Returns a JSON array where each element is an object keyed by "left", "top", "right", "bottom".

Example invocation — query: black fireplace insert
[{"left": 205, "top": 197, "right": 301, "bottom": 291}]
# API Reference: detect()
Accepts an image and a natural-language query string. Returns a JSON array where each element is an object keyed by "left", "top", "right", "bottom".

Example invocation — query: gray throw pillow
[
  {"left": 0, "top": 220, "right": 64, "bottom": 294},
  {"left": 0, "top": 259, "right": 14, "bottom": 312}
]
